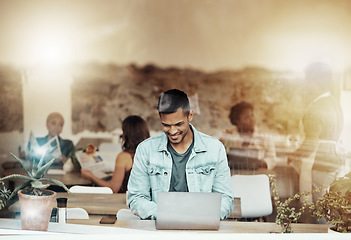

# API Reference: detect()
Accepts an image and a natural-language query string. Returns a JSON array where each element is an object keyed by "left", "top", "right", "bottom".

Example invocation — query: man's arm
[
  {"left": 291, "top": 113, "right": 322, "bottom": 203},
  {"left": 127, "top": 144, "right": 157, "bottom": 219},
  {"left": 213, "top": 142, "right": 234, "bottom": 219},
  {"left": 263, "top": 135, "right": 277, "bottom": 170}
]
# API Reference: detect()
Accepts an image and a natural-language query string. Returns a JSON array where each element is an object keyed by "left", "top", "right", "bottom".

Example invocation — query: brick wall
[
  {"left": 0, "top": 65, "right": 23, "bottom": 132},
  {"left": 71, "top": 63, "right": 304, "bottom": 137},
  {"left": 0, "top": 63, "right": 304, "bottom": 138}
]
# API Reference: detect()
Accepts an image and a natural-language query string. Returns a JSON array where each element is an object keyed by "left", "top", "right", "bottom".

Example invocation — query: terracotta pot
[{"left": 18, "top": 189, "right": 56, "bottom": 231}]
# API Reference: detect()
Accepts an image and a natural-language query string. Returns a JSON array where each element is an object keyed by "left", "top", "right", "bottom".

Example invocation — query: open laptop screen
[{"left": 156, "top": 192, "right": 221, "bottom": 230}]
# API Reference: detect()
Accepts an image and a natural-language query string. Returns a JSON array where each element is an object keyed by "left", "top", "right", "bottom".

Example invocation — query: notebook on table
[{"left": 156, "top": 192, "right": 221, "bottom": 230}]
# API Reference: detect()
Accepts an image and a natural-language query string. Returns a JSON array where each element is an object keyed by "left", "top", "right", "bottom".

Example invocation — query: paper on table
[
  {"left": 47, "top": 169, "right": 66, "bottom": 175},
  {"left": 75, "top": 151, "right": 104, "bottom": 170},
  {"left": 75, "top": 150, "right": 109, "bottom": 179}
]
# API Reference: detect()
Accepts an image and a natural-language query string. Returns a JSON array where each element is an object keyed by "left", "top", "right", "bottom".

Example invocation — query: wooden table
[
  {"left": 9, "top": 193, "right": 128, "bottom": 216},
  {"left": 3, "top": 168, "right": 92, "bottom": 188},
  {"left": 4, "top": 191, "right": 332, "bottom": 235},
  {"left": 52, "top": 193, "right": 327, "bottom": 233},
  {"left": 57, "top": 192, "right": 127, "bottom": 215},
  {"left": 67, "top": 219, "right": 331, "bottom": 233}
]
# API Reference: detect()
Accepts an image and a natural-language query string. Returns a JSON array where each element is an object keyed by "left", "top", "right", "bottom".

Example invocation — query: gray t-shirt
[{"left": 168, "top": 141, "right": 194, "bottom": 192}]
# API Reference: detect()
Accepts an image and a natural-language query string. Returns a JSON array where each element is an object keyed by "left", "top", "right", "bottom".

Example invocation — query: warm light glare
[
  {"left": 273, "top": 33, "right": 349, "bottom": 72},
  {"left": 34, "top": 147, "right": 46, "bottom": 156},
  {"left": 30, "top": 34, "right": 73, "bottom": 67},
  {"left": 16, "top": 20, "right": 75, "bottom": 68},
  {"left": 39, "top": 41, "right": 69, "bottom": 65}
]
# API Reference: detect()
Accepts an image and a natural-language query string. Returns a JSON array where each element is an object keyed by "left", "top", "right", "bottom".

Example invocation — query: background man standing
[{"left": 289, "top": 62, "right": 344, "bottom": 205}]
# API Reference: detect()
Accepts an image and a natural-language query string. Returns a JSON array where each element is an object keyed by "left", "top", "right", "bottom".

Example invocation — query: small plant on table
[{"left": 269, "top": 174, "right": 321, "bottom": 233}]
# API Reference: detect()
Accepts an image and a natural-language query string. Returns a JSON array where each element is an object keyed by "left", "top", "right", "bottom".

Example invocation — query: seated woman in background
[
  {"left": 81, "top": 115, "right": 150, "bottom": 193},
  {"left": 32, "top": 112, "right": 74, "bottom": 166},
  {"left": 219, "top": 101, "right": 276, "bottom": 170}
]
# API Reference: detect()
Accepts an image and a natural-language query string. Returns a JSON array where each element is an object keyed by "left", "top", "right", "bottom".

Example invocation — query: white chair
[
  {"left": 66, "top": 208, "right": 89, "bottom": 219},
  {"left": 116, "top": 208, "right": 140, "bottom": 220},
  {"left": 230, "top": 174, "right": 273, "bottom": 218},
  {"left": 69, "top": 185, "right": 113, "bottom": 194}
]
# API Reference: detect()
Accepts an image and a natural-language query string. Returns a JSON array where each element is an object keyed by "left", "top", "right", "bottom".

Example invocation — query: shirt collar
[{"left": 311, "top": 91, "right": 331, "bottom": 104}]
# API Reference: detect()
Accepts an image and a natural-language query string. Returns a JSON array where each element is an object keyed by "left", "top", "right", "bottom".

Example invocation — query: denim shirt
[{"left": 127, "top": 124, "right": 234, "bottom": 220}]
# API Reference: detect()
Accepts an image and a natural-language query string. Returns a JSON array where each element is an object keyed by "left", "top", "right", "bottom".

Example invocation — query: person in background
[
  {"left": 288, "top": 62, "right": 344, "bottom": 204},
  {"left": 81, "top": 115, "right": 150, "bottom": 193},
  {"left": 127, "top": 89, "right": 233, "bottom": 220},
  {"left": 219, "top": 101, "right": 276, "bottom": 170},
  {"left": 32, "top": 112, "right": 74, "bottom": 166}
]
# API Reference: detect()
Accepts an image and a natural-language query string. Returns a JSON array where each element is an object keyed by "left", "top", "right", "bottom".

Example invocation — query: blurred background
[{"left": 1, "top": 0, "right": 351, "bottom": 163}]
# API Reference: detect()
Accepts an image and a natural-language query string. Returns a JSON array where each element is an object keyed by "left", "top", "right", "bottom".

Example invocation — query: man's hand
[{"left": 61, "top": 155, "right": 67, "bottom": 164}]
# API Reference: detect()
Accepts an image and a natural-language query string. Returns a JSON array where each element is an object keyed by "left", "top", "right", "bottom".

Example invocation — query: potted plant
[
  {"left": 0, "top": 182, "right": 13, "bottom": 218},
  {"left": 0, "top": 183, "right": 10, "bottom": 208},
  {"left": 0, "top": 152, "right": 69, "bottom": 231},
  {"left": 310, "top": 172, "right": 351, "bottom": 233},
  {"left": 269, "top": 174, "right": 321, "bottom": 233}
]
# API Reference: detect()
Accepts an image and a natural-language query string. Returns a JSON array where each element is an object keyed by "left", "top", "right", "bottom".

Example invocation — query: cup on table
[{"left": 56, "top": 198, "right": 68, "bottom": 224}]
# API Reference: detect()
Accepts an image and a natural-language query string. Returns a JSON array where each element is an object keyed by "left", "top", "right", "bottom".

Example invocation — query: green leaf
[
  {"left": 68, "top": 148, "right": 82, "bottom": 170},
  {"left": 0, "top": 174, "right": 34, "bottom": 182},
  {"left": 39, "top": 178, "right": 70, "bottom": 192},
  {"left": 8, "top": 181, "right": 31, "bottom": 200},
  {"left": 33, "top": 157, "right": 55, "bottom": 179},
  {"left": 37, "top": 150, "right": 47, "bottom": 169},
  {"left": 4, "top": 152, "right": 69, "bottom": 198},
  {"left": 31, "top": 180, "right": 50, "bottom": 189},
  {"left": 9, "top": 153, "right": 33, "bottom": 177}
]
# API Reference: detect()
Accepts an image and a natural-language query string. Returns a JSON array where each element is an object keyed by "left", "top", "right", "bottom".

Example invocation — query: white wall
[
  {"left": 0, "top": 66, "right": 73, "bottom": 167},
  {"left": 22, "top": 67, "right": 73, "bottom": 143},
  {"left": 341, "top": 90, "right": 351, "bottom": 153}
]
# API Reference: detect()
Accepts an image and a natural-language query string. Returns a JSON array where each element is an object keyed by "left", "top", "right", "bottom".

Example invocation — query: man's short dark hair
[
  {"left": 157, "top": 89, "right": 190, "bottom": 115},
  {"left": 229, "top": 101, "right": 253, "bottom": 126}
]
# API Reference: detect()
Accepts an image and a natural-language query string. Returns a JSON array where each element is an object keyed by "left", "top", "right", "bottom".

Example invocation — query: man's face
[
  {"left": 46, "top": 117, "right": 64, "bottom": 137},
  {"left": 160, "top": 108, "right": 193, "bottom": 145},
  {"left": 237, "top": 108, "right": 255, "bottom": 133}
]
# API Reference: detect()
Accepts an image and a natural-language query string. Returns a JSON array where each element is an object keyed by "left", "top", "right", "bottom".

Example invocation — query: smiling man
[{"left": 127, "top": 89, "right": 233, "bottom": 220}]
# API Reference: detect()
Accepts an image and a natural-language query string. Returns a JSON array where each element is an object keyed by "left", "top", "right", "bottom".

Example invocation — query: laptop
[{"left": 156, "top": 192, "right": 221, "bottom": 230}]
